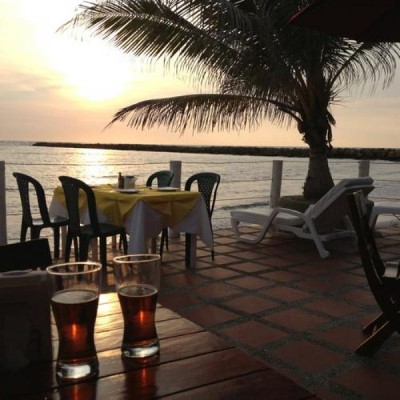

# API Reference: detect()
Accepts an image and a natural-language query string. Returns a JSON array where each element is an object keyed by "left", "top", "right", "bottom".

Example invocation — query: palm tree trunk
[{"left": 303, "top": 148, "right": 334, "bottom": 199}]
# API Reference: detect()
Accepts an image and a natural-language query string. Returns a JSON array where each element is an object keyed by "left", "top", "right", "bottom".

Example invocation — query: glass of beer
[
  {"left": 113, "top": 254, "right": 161, "bottom": 358},
  {"left": 46, "top": 262, "right": 101, "bottom": 382}
]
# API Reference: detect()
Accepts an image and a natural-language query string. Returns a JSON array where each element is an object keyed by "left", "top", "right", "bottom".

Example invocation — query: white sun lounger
[
  {"left": 369, "top": 202, "right": 400, "bottom": 229},
  {"left": 231, "top": 177, "right": 375, "bottom": 258}
]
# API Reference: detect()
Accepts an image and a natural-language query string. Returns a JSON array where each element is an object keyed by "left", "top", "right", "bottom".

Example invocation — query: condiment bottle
[{"left": 118, "top": 172, "right": 124, "bottom": 189}]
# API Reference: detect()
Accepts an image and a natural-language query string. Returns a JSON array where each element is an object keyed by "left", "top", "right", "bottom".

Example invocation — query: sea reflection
[{"left": 76, "top": 149, "right": 111, "bottom": 186}]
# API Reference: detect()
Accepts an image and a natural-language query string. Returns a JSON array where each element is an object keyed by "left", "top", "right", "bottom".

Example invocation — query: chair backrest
[
  {"left": 348, "top": 190, "right": 400, "bottom": 330},
  {"left": 185, "top": 172, "right": 221, "bottom": 218},
  {"left": 304, "top": 177, "right": 374, "bottom": 233},
  {"left": 13, "top": 172, "right": 51, "bottom": 226},
  {"left": 146, "top": 170, "right": 174, "bottom": 187},
  {"left": 0, "top": 238, "right": 52, "bottom": 272},
  {"left": 58, "top": 176, "right": 100, "bottom": 235}
]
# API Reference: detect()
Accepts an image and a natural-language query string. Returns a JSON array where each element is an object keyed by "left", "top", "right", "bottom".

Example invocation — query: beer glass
[
  {"left": 113, "top": 254, "right": 161, "bottom": 358},
  {"left": 46, "top": 262, "right": 101, "bottom": 382}
]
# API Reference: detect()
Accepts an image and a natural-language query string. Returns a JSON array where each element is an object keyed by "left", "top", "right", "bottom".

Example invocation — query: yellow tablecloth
[{"left": 53, "top": 185, "right": 200, "bottom": 227}]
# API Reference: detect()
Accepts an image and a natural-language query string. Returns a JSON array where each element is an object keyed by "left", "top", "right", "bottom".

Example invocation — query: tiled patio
[{"left": 101, "top": 226, "right": 400, "bottom": 400}]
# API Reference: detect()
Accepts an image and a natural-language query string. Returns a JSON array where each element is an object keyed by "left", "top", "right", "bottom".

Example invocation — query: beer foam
[
  {"left": 52, "top": 289, "right": 98, "bottom": 304},
  {"left": 119, "top": 284, "right": 157, "bottom": 298}
]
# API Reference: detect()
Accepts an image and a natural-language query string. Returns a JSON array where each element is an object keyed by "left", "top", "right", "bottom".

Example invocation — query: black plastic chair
[
  {"left": 184, "top": 172, "right": 220, "bottom": 267},
  {"left": 146, "top": 170, "right": 175, "bottom": 256},
  {"left": 348, "top": 190, "right": 400, "bottom": 355},
  {"left": 13, "top": 172, "right": 69, "bottom": 259},
  {"left": 0, "top": 238, "right": 52, "bottom": 272},
  {"left": 59, "top": 176, "right": 128, "bottom": 269},
  {"left": 146, "top": 170, "right": 174, "bottom": 188}
]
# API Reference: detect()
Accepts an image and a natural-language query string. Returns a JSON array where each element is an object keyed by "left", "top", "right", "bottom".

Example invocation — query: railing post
[
  {"left": 0, "top": 161, "right": 7, "bottom": 244},
  {"left": 170, "top": 160, "right": 182, "bottom": 188},
  {"left": 270, "top": 160, "right": 283, "bottom": 209},
  {"left": 358, "top": 160, "right": 370, "bottom": 177}
]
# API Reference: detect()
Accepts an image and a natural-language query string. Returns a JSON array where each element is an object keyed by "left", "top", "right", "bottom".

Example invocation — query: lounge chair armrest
[
  {"left": 274, "top": 207, "right": 308, "bottom": 219},
  {"left": 230, "top": 211, "right": 270, "bottom": 225}
]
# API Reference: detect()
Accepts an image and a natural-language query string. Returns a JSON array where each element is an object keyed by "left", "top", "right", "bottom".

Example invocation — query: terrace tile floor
[{"left": 97, "top": 226, "right": 400, "bottom": 400}]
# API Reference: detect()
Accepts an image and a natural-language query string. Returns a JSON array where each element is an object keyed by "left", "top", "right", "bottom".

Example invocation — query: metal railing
[{"left": 1, "top": 158, "right": 399, "bottom": 245}]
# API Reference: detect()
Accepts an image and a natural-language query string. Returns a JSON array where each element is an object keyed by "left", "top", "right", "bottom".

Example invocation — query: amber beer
[
  {"left": 51, "top": 289, "right": 99, "bottom": 364},
  {"left": 113, "top": 254, "right": 160, "bottom": 358},
  {"left": 118, "top": 284, "right": 159, "bottom": 358},
  {"left": 47, "top": 262, "right": 101, "bottom": 382}
]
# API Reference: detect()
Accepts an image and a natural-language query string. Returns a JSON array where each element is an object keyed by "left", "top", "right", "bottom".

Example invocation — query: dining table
[
  {"left": 49, "top": 185, "right": 214, "bottom": 268},
  {"left": 0, "top": 292, "right": 321, "bottom": 399}
]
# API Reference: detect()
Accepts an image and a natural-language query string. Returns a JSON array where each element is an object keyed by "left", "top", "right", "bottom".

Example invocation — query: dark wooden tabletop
[{"left": 1, "top": 293, "right": 320, "bottom": 400}]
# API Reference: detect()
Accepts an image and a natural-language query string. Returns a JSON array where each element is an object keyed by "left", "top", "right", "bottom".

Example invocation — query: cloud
[{"left": 0, "top": 68, "right": 66, "bottom": 101}]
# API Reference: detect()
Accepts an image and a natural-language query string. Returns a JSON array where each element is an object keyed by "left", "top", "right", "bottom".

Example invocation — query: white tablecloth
[
  {"left": 49, "top": 195, "right": 213, "bottom": 265},
  {"left": 123, "top": 197, "right": 213, "bottom": 253}
]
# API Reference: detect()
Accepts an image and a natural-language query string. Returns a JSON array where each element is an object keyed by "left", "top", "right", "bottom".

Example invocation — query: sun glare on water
[{"left": 78, "top": 149, "right": 110, "bottom": 183}]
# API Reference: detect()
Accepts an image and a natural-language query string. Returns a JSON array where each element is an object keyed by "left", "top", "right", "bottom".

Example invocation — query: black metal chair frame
[
  {"left": 59, "top": 176, "right": 128, "bottom": 269},
  {"left": 13, "top": 172, "right": 68, "bottom": 259},
  {"left": 0, "top": 238, "right": 52, "bottom": 272},
  {"left": 348, "top": 190, "right": 400, "bottom": 355},
  {"left": 184, "top": 172, "right": 220, "bottom": 268}
]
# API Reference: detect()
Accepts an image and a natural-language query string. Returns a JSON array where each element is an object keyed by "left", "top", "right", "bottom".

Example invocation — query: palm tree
[{"left": 64, "top": 0, "right": 400, "bottom": 199}]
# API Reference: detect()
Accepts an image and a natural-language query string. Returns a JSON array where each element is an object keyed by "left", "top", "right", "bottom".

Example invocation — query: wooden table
[{"left": 0, "top": 293, "right": 320, "bottom": 399}]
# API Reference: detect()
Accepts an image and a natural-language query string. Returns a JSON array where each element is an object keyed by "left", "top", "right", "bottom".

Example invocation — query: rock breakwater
[{"left": 33, "top": 142, "right": 400, "bottom": 161}]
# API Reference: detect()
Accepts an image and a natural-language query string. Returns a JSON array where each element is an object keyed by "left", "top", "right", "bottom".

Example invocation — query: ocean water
[{"left": 1, "top": 141, "right": 399, "bottom": 243}]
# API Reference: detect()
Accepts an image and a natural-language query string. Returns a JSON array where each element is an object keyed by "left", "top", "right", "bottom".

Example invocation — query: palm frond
[
  {"left": 329, "top": 42, "right": 400, "bottom": 93},
  {"left": 61, "top": 0, "right": 260, "bottom": 88},
  {"left": 64, "top": 0, "right": 400, "bottom": 150},
  {"left": 107, "top": 93, "right": 300, "bottom": 132}
]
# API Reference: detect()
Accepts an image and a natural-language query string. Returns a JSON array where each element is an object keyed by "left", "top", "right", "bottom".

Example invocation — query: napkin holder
[{"left": 0, "top": 270, "right": 52, "bottom": 372}]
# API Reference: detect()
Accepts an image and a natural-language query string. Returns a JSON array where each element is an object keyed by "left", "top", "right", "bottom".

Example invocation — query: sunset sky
[{"left": 2, "top": 0, "right": 400, "bottom": 148}]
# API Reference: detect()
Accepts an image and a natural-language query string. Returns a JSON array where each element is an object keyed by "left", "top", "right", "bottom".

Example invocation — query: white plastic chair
[{"left": 231, "top": 177, "right": 374, "bottom": 258}]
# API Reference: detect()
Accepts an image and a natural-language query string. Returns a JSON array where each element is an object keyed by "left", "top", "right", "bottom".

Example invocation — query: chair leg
[
  {"left": 159, "top": 236, "right": 164, "bottom": 258},
  {"left": 121, "top": 233, "right": 128, "bottom": 255},
  {"left": 185, "top": 233, "right": 191, "bottom": 269},
  {"left": 20, "top": 223, "right": 28, "bottom": 242},
  {"left": 31, "top": 227, "right": 41, "bottom": 240},
  {"left": 356, "top": 321, "right": 395, "bottom": 356},
  {"left": 165, "top": 229, "right": 169, "bottom": 251},
  {"left": 362, "top": 313, "right": 387, "bottom": 335},
  {"left": 65, "top": 235, "right": 73, "bottom": 262},
  {"left": 53, "top": 227, "right": 60, "bottom": 259},
  {"left": 79, "top": 238, "right": 90, "bottom": 262},
  {"left": 160, "top": 229, "right": 167, "bottom": 257},
  {"left": 73, "top": 237, "right": 79, "bottom": 261},
  {"left": 230, "top": 209, "right": 280, "bottom": 244},
  {"left": 99, "top": 237, "right": 107, "bottom": 269},
  {"left": 307, "top": 221, "right": 331, "bottom": 258},
  {"left": 211, "top": 227, "right": 215, "bottom": 261}
]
